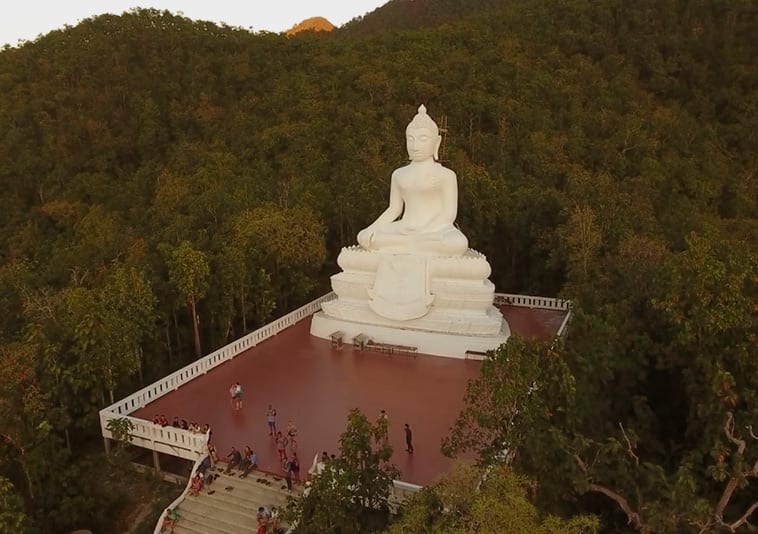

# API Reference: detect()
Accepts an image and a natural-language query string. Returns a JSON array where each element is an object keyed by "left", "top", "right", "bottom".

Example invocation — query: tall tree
[
  {"left": 388, "top": 463, "right": 599, "bottom": 534},
  {"left": 166, "top": 241, "right": 210, "bottom": 358},
  {"left": 288, "top": 409, "right": 399, "bottom": 533}
]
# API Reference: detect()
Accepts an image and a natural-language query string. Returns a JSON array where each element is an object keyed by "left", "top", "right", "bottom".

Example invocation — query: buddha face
[{"left": 406, "top": 127, "right": 440, "bottom": 162}]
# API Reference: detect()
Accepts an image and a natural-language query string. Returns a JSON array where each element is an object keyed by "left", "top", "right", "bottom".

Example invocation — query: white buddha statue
[
  {"left": 311, "top": 105, "right": 509, "bottom": 357},
  {"left": 357, "top": 105, "right": 468, "bottom": 257}
]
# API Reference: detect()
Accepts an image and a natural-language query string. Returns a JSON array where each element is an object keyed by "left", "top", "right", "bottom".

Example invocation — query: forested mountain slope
[
  {"left": 0, "top": 2, "right": 755, "bottom": 532},
  {"left": 340, "top": 0, "right": 507, "bottom": 35}
]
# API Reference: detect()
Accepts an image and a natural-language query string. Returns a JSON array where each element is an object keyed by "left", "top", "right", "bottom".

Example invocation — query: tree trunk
[
  {"left": 240, "top": 288, "right": 248, "bottom": 333},
  {"left": 173, "top": 309, "right": 181, "bottom": 356},
  {"left": 165, "top": 322, "right": 173, "bottom": 362},
  {"left": 190, "top": 298, "right": 202, "bottom": 358},
  {"left": 137, "top": 347, "right": 144, "bottom": 384}
]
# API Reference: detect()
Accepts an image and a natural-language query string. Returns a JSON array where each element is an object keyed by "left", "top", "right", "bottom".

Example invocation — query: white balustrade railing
[
  {"left": 495, "top": 292, "right": 573, "bottom": 340},
  {"left": 392, "top": 479, "right": 423, "bottom": 500},
  {"left": 556, "top": 309, "right": 573, "bottom": 338},
  {"left": 494, "top": 292, "right": 572, "bottom": 311},
  {"left": 100, "top": 292, "right": 337, "bottom": 454}
]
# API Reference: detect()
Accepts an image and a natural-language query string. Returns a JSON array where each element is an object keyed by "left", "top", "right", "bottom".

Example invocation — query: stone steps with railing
[{"left": 171, "top": 467, "right": 298, "bottom": 534}]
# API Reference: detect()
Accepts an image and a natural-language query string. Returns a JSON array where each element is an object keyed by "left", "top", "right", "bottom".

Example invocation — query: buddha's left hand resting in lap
[{"left": 357, "top": 105, "right": 468, "bottom": 257}]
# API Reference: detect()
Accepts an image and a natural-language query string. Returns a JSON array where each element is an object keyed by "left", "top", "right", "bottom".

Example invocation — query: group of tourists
[
  {"left": 256, "top": 505, "right": 281, "bottom": 533},
  {"left": 152, "top": 413, "right": 211, "bottom": 436},
  {"left": 223, "top": 445, "right": 259, "bottom": 477},
  {"left": 377, "top": 410, "right": 415, "bottom": 453}
]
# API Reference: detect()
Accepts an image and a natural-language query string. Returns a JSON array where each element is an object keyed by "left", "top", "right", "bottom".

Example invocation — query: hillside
[
  {"left": 0, "top": 2, "right": 755, "bottom": 532},
  {"left": 340, "top": 0, "right": 506, "bottom": 35}
]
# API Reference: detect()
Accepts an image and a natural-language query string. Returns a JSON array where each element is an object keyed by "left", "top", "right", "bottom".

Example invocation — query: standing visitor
[
  {"left": 234, "top": 382, "right": 244, "bottom": 410},
  {"left": 287, "top": 420, "right": 298, "bottom": 438},
  {"left": 229, "top": 383, "right": 236, "bottom": 409},
  {"left": 290, "top": 453, "right": 301, "bottom": 484},
  {"left": 404, "top": 423, "right": 414, "bottom": 453},
  {"left": 266, "top": 404, "right": 277, "bottom": 435},
  {"left": 208, "top": 444, "right": 219, "bottom": 465},
  {"left": 378, "top": 410, "right": 389, "bottom": 444},
  {"left": 275, "top": 431, "right": 288, "bottom": 461},
  {"left": 283, "top": 457, "right": 293, "bottom": 491}
]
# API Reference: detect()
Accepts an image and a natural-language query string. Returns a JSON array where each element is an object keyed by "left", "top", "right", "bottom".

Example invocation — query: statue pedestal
[
  {"left": 309, "top": 247, "right": 510, "bottom": 358},
  {"left": 310, "top": 311, "right": 508, "bottom": 359}
]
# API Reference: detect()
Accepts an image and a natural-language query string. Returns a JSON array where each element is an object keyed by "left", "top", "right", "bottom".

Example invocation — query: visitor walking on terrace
[
  {"left": 229, "top": 382, "right": 244, "bottom": 410},
  {"left": 404, "top": 423, "right": 414, "bottom": 453},
  {"left": 266, "top": 404, "right": 277, "bottom": 435}
]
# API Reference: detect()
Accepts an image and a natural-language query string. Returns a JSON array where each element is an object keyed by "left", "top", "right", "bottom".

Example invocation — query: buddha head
[{"left": 406, "top": 104, "right": 442, "bottom": 162}]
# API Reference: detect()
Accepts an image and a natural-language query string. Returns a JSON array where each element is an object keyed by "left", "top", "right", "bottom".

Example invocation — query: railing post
[{"left": 153, "top": 450, "right": 161, "bottom": 473}]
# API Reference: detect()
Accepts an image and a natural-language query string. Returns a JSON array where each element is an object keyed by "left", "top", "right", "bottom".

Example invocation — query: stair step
[
  {"left": 211, "top": 471, "right": 299, "bottom": 499},
  {"left": 172, "top": 522, "right": 215, "bottom": 534},
  {"left": 202, "top": 480, "right": 289, "bottom": 505},
  {"left": 180, "top": 498, "right": 255, "bottom": 527},
  {"left": 172, "top": 514, "right": 242, "bottom": 534},
  {"left": 177, "top": 506, "right": 258, "bottom": 534},
  {"left": 190, "top": 489, "right": 288, "bottom": 515}
]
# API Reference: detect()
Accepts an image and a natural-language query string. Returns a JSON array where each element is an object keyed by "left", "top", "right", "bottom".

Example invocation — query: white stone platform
[
  {"left": 310, "top": 246, "right": 511, "bottom": 359},
  {"left": 310, "top": 310, "right": 509, "bottom": 359}
]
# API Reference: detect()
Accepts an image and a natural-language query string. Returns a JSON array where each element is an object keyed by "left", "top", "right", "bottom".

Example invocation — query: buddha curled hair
[{"left": 406, "top": 104, "right": 439, "bottom": 135}]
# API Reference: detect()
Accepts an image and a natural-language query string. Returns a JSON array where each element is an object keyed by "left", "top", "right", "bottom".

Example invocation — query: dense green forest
[{"left": 0, "top": 0, "right": 755, "bottom": 531}]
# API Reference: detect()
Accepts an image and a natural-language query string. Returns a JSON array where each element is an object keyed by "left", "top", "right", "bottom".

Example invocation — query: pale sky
[{"left": 0, "top": 0, "right": 388, "bottom": 48}]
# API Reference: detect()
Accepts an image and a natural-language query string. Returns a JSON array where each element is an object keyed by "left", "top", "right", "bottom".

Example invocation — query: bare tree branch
[
  {"left": 573, "top": 453, "right": 588, "bottom": 473},
  {"left": 722, "top": 501, "right": 758, "bottom": 532},
  {"left": 713, "top": 412, "right": 758, "bottom": 532},
  {"left": 573, "top": 453, "right": 647, "bottom": 533},
  {"left": 724, "top": 412, "right": 746, "bottom": 456},
  {"left": 619, "top": 422, "right": 640, "bottom": 467},
  {"left": 588, "top": 482, "right": 646, "bottom": 532}
]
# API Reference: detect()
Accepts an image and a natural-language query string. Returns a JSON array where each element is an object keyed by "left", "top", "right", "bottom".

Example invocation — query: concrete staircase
[{"left": 172, "top": 467, "right": 300, "bottom": 534}]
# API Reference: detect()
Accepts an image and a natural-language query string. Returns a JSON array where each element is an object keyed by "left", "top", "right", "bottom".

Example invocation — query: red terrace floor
[{"left": 133, "top": 305, "right": 566, "bottom": 486}]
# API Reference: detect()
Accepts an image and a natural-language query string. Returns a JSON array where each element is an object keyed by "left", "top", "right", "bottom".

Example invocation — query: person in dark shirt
[
  {"left": 198, "top": 456, "right": 211, "bottom": 476},
  {"left": 290, "top": 453, "right": 301, "bottom": 484},
  {"left": 240, "top": 446, "right": 258, "bottom": 478},
  {"left": 225, "top": 447, "right": 242, "bottom": 473},
  {"left": 404, "top": 423, "right": 414, "bottom": 453}
]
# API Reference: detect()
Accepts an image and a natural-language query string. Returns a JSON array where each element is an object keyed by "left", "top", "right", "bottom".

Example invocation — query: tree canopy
[{"left": 0, "top": 0, "right": 755, "bottom": 531}]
